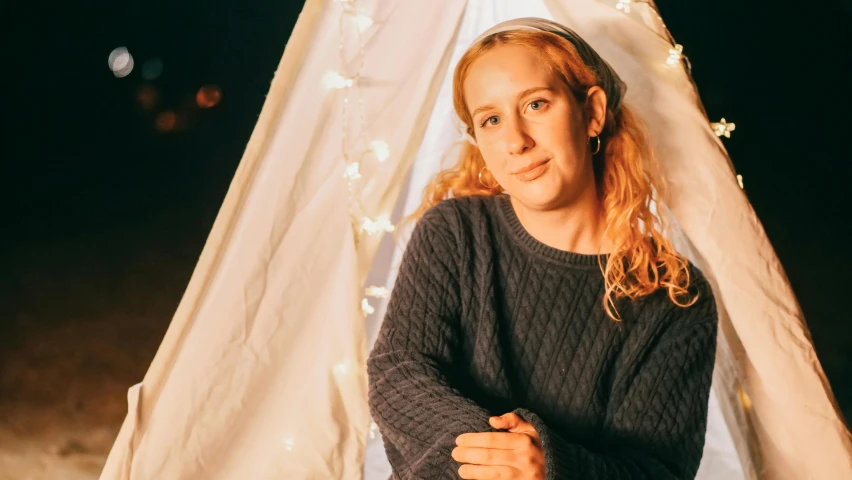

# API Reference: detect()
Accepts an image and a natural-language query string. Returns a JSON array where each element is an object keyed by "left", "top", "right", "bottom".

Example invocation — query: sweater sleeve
[
  {"left": 367, "top": 205, "right": 498, "bottom": 479},
  {"left": 513, "top": 279, "right": 719, "bottom": 480}
]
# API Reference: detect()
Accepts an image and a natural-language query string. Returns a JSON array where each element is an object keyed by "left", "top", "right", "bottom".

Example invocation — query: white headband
[{"left": 462, "top": 17, "right": 627, "bottom": 146}]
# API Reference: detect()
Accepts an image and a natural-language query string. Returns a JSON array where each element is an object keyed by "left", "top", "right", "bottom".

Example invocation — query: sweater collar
[{"left": 495, "top": 194, "right": 611, "bottom": 269}]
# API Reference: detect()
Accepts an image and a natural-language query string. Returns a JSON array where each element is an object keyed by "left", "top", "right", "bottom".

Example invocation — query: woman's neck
[{"left": 508, "top": 192, "right": 613, "bottom": 255}]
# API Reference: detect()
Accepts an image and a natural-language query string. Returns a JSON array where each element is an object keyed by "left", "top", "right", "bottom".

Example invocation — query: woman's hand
[{"left": 451, "top": 412, "right": 546, "bottom": 479}]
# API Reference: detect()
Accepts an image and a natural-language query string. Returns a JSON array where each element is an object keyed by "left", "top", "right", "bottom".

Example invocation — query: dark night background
[{"left": 2, "top": 0, "right": 851, "bottom": 476}]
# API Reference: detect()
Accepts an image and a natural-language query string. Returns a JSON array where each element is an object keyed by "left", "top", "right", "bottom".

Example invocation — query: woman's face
[{"left": 463, "top": 43, "right": 604, "bottom": 210}]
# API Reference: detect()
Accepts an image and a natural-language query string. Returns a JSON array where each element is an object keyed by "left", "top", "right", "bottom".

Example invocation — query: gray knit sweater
[{"left": 367, "top": 194, "right": 718, "bottom": 479}]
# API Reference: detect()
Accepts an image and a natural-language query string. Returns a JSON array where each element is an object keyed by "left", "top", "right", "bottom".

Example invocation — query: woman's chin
[{"left": 510, "top": 181, "right": 565, "bottom": 210}]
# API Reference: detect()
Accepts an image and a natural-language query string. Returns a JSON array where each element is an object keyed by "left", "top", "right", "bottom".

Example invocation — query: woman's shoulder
[
  {"left": 655, "top": 260, "right": 719, "bottom": 334},
  {"left": 416, "top": 194, "right": 499, "bottom": 239},
  {"left": 683, "top": 261, "right": 716, "bottom": 314},
  {"left": 629, "top": 260, "right": 718, "bottom": 331}
]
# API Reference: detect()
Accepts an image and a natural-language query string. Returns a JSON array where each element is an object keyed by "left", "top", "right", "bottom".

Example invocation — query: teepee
[{"left": 100, "top": 0, "right": 852, "bottom": 479}]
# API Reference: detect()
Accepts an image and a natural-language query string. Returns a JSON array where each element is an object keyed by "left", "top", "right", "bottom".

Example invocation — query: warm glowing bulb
[
  {"left": 361, "top": 298, "right": 375, "bottom": 315},
  {"left": 666, "top": 44, "right": 683, "bottom": 66},
  {"left": 360, "top": 215, "right": 395, "bottom": 235},
  {"left": 345, "top": 162, "right": 361, "bottom": 180},
  {"left": 323, "top": 71, "right": 355, "bottom": 89},
  {"left": 370, "top": 140, "right": 390, "bottom": 162},
  {"left": 711, "top": 118, "right": 736, "bottom": 138},
  {"left": 738, "top": 386, "right": 753, "bottom": 410},
  {"left": 352, "top": 13, "right": 373, "bottom": 32},
  {"left": 333, "top": 362, "right": 351, "bottom": 376},
  {"left": 364, "top": 286, "right": 390, "bottom": 298},
  {"left": 736, "top": 174, "right": 744, "bottom": 189},
  {"left": 283, "top": 437, "right": 295, "bottom": 451}
]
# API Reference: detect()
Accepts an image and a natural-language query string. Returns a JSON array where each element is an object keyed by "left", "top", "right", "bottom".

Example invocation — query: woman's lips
[{"left": 514, "top": 160, "right": 549, "bottom": 182}]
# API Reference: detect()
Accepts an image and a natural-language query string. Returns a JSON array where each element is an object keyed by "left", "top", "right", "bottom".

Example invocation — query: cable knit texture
[{"left": 367, "top": 194, "right": 718, "bottom": 480}]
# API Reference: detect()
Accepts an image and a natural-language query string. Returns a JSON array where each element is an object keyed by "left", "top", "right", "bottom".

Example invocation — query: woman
[{"left": 367, "top": 17, "right": 718, "bottom": 480}]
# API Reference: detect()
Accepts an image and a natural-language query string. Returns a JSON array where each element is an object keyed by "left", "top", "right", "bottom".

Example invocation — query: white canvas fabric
[{"left": 100, "top": 0, "right": 852, "bottom": 479}]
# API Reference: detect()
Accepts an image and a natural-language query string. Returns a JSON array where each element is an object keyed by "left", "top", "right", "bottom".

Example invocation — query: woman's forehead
[
  {"left": 467, "top": 44, "right": 551, "bottom": 84},
  {"left": 464, "top": 45, "right": 558, "bottom": 111}
]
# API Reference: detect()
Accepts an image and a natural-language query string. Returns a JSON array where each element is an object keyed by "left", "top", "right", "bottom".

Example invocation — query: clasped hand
[{"left": 452, "top": 412, "right": 546, "bottom": 479}]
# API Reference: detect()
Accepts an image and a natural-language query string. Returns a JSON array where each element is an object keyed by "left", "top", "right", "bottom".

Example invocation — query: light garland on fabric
[
  {"left": 709, "top": 118, "right": 741, "bottom": 188},
  {"left": 361, "top": 298, "right": 375, "bottom": 316},
  {"left": 333, "top": 361, "right": 352, "bottom": 376},
  {"left": 614, "top": 2, "right": 742, "bottom": 190},
  {"left": 711, "top": 118, "right": 736, "bottom": 138},
  {"left": 283, "top": 436, "right": 295, "bottom": 452},
  {"left": 360, "top": 215, "right": 395, "bottom": 235},
  {"left": 323, "top": 0, "right": 395, "bottom": 450},
  {"left": 322, "top": 71, "right": 355, "bottom": 90},
  {"left": 361, "top": 286, "right": 391, "bottom": 316},
  {"left": 738, "top": 383, "right": 753, "bottom": 411},
  {"left": 351, "top": 13, "right": 374, "bottom": 32},
  {"left": 666, "top": 44, "right": 684, "bottom": 66},
  {"left": 364, "top": 286, "right": 390, "bottom": 298},
  {"left": 615, "top": 0, "right": 633, "bottom": 13},
  {"left": 325, "top": 0, "right": 394, "bottom": 249}
]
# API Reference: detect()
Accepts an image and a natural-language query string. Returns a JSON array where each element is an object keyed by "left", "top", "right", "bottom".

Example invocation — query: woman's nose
[{"left": 504, "top": 119, "right": 533, "bottom": 155}]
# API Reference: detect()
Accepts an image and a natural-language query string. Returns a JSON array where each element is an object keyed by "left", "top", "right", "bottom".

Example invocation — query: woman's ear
[{"left": 585, "top": 86, "right": 608, "bottom": 136}]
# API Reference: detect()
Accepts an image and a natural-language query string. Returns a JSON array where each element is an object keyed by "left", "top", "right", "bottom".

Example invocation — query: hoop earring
[
  {"left": 590, "top": 135, "right": 601, "bottom": 155},
  {"left": 478, "top": 166, "right": 499, "bottom": 189}
]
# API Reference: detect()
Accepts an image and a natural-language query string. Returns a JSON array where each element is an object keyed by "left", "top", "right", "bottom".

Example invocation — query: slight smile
[{"left": 513, "top": 159, "right": 550, "bottom": 182}]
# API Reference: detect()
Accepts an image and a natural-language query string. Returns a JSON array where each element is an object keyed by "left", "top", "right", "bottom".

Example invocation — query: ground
[{"left": 0, "top": 224, "right": 189, "bottom": 480}]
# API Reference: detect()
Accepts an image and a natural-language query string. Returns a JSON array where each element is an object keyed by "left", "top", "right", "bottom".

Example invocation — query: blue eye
[
  {"left": 530, "top": 99, "right": 547, "bottom": 110},
  {"left": 481, "top": 116, "right": 499, "bottom": 127}
]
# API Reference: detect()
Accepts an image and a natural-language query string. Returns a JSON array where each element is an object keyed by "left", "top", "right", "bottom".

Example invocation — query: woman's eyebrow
[{"left": 470, "top": 86, "right": 553, "bottom": 119}]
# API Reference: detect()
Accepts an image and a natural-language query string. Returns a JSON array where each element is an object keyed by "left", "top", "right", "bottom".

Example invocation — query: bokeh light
[
  {"left": 108, "top": 47, "right": 134, "bottom": 78},
  {"left": 135, "top": 85, "right": 160, "bottom": 110},
  {"left": 196, "top": 85, "right": 222, "bottom": 108},
  {"left": 155, "top": 111, "right": 177, "bottom": 132},
  {"left": 141, "top": 58, "right": 163, "bottom": 80}
]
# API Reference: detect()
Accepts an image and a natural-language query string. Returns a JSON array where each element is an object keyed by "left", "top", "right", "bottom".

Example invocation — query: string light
[
  {"left": 325, "top": 4, "right": 398, "bottom": 454},
  {"left": 370, "top": 140, "right": 390, "bottom": 162},
  {"left": 362, "top": 287, "right": 389, "bottom": 318},
  {"left": 738, "top": 385, "right": 753, "bottom": 411},
  {"left": 666, "top": 44, "right": 684, "bottom": 66},
  {"left": 737, "top": 174, "right": 744, "bottom": 189},
  {"left": 329, "top": 0, "right": 395, "bottom": 248},
  {"left": 711, "top": 118, "right": 736, "bottom": 138},
  {"left": 360, "top": 215, "right": 395, "bottom": 236},
  {"left": 333, "top": 362, "right": 351, "bottom": 376},
  {"left": 283, "top": 437, "right": 295, "bottom": 451},
  {"left": 364, "top": 286, "right": 390, "bottom": 298},
  {"left": 361, "top": 298, "right": 375, "bottom": 316},
  {"left": 616, "top": 0, "right": 633, "bottom": 13},
  {"left": 344, "top": 162, "right": 361, "bottom": 180},
  {"left": 323, "top": 71, "right": 355, "bottom": 90},
  {"left": 351, "top": 13, "right": 374, "bottom": 32}
]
